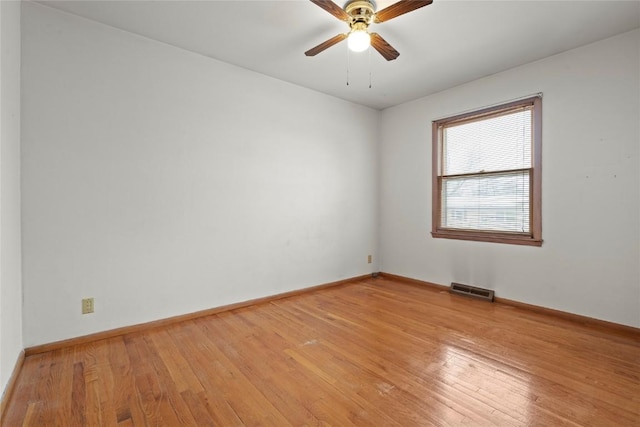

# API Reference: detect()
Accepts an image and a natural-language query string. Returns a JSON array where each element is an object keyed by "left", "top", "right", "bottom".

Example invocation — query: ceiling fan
[{"left": 305, "top": 0, "right": 433, "bottom": 61}]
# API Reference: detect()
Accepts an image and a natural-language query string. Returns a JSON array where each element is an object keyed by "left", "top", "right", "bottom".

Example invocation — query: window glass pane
[
  {"left": 443, "top": 108, "right": 532, "bottom": 175},
  {"left": 441, "top": 171, "right": 530, "bottom": 233}
]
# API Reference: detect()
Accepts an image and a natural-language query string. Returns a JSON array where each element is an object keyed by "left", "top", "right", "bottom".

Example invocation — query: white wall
[
  {"left": 19, "top": 3, "right": 639, "bottom": 351},
  {"left": 380, "top": 29, "right": 640, "bottom": 327},
  {"left": 21, "top": 2, "right": 379, "bottom": 347},
  {"left": 0, "top": 0, "right": 23, "bottom": 395}
]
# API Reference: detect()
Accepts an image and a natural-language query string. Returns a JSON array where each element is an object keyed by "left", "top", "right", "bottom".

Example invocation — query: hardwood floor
[{"left": 3, "top": 276, "right": 639, "bottom": 426}]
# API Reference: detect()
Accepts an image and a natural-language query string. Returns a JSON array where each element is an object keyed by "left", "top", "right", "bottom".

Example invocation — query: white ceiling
[{"left": 37, "top": 0, "right": 640, "bottom": 110}]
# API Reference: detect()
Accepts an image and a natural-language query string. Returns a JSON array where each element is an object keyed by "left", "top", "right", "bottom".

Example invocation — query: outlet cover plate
[{"left": 82, "top": 298, "right": 94, "bottom": 314}]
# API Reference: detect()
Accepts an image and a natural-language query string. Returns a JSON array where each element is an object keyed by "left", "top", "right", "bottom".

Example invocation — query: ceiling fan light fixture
[
  {"left": 306, "top": 0, "right": 432, "bottom": 60},
  {"left": 347, "top": 28, "right": 370, "bottom": 52}
]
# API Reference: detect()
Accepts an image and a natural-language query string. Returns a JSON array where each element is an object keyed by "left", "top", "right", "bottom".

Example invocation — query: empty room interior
[{"left": 1, "top": 0, "right": 639, "bottom": 425}]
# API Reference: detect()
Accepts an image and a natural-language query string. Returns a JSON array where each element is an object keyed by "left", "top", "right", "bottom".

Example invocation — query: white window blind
[{"left": 440, "top": 106, "right": 533, "bottom": 234}]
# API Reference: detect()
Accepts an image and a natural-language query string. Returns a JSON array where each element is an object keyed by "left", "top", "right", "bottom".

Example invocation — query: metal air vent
[{"left": 450, "top": 282, "right": 495, "bottom": 302}]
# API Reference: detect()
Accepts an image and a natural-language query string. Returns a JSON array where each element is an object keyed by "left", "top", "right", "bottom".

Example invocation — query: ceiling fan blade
[
  {"left": 370, "top": 33, "right": 400, "bottom": 61},
  {"left": 309, "top": 0, "right": 350, "bottom": 21},
  {"left": 305, "top": 33, "right": 348, "bottom": 56},
  {"left": 374, "top": 0, "right": 433, "bottom": 23}
]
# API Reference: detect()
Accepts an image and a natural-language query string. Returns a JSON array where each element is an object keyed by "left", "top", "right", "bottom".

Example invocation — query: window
[{"left": 432, "top": 96, "right": 542, "bottom": 246}]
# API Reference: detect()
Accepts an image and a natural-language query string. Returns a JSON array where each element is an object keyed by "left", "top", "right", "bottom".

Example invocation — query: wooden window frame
[{"left": 431, "top": 96, "right": 542, "bottom": 246}]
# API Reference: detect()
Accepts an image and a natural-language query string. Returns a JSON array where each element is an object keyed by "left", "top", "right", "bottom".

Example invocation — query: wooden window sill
[{"left": 431, "top": 230, "right": 543, "bottom": 247}]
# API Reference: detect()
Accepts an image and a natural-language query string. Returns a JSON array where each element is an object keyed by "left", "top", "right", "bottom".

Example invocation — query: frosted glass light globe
[{"left": 348, "top": 30, "right": 371, "bottom": 52}]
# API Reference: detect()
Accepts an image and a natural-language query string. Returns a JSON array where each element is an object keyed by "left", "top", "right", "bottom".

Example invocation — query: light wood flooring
[{"left": 3, "top": 276, "right": 639, "bottom": 426}]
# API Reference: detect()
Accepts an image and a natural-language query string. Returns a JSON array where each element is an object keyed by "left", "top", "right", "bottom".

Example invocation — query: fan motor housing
[{"left": 345, "top": 0, "right": 375, "bottom": 25}]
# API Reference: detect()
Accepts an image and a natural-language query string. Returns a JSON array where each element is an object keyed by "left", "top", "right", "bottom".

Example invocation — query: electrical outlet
[
  {"left": 82, "top": 298, "right": 94, "bottom": 314},
  {"left": 368, "top": 255, "right": 372, "bottom": 264}
]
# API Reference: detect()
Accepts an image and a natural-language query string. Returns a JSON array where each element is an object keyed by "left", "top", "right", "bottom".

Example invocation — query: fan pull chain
[
  {"left": 346, "top": 45, "right": 350, "bottom": 86},
  {"left": 368, "top": 47, "right": 372, "bottom": 89}
]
